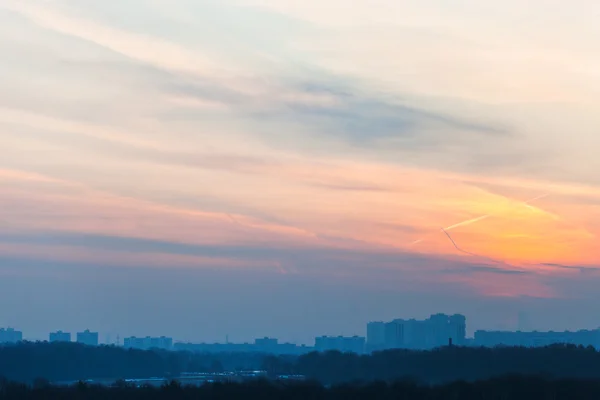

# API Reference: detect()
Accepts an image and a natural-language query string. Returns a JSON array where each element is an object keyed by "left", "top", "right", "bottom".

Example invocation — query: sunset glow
[{"left": 1, "top": 0, "right": 599, "bottom": 341}]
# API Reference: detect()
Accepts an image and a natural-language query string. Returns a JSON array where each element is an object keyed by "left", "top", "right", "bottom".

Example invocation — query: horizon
[
  {"left": 4, "top": 311, "right": 600, "bottom": 346},
  {"left": 1, "top": 0, "right": 599, "bottom": 345}
]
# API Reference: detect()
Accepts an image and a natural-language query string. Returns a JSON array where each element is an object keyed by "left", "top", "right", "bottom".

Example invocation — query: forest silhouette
[
  {"left": 2, "top": 376, "right": 600, "bottom": 400},
  {"left": 2, "top": 342, "right": 600, "bottom": 385}
]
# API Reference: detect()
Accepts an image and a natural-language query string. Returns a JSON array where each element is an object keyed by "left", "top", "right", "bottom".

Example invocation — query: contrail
[
  {"left": 444, "top": 214, "right": 490, "bottom": 231},
  {"left": 525, "top": 193, "right": 549, "bottom": 203},
  {"left": 409, "top": 193, "right": 550, "bottom": 247},
  {"left": 441, "top": 228, "right": 481, "bottom": 258},
  {"left": 443, "top": 193, "right": 549, "bottom": 232},
  {"left": 441, "top": 227, "right": 507, "bottom": 266},
  {"left": 434, "top": 194, "right": 551, "bottom": 270},
  {"left": 522, "top": 193, "right": 550, "bottom": 212}
]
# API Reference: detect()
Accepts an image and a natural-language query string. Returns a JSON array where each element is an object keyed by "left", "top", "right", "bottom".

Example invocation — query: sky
[{"left": 1, "top": 0, "right": 599, "bottom": 344}]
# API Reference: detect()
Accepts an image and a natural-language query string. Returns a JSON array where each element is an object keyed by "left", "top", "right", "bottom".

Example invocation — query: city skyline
[
  {"left": 3, "top": 311, "right": 600, "bottom": 347},
  {"left": 1, "top": 0, "right": 600, "bottom": 343}
]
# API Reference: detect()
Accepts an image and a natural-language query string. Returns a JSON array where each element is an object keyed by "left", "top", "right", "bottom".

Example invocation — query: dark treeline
[
  {"left": 3, "top": 342, "right": 600, "bottom": 385},
  {"left": 274, "top": 344, "right": 600, "bottom": 384},
  {"left": 2, "top": 376, "right": 600, "bottom": 400},
  {"left": 0, "top": 342, "right": 269, "bottom": 383}
]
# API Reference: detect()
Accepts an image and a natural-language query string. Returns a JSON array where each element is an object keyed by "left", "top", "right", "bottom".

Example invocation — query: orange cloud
[{"left": 1, "top": 146, "right": 599, "bottom": 299}]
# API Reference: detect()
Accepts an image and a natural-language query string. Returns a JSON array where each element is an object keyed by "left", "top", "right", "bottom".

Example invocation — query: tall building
[
  {"left": 384, "top": 320, "right": 405, "bottom": 349},
  {"left": 49, "top": 331, "right": 71, "bottom": 343},
  {"left": 77, "top": 330, "right": 99, "bottom": 346},
  {"left": 0, "top": 328, "right": 23, "bottom": 344},
  {"left": 315, "top": 336, "right": 366, "bottom": 354},
  {"left": 449, "top": 314, "right": 467, "bottom": 345},
  {"left": 367, "top": 322, "right": 386, "bottom": 351},
  {"left": 403, "top": 319, "right": 429, "bottom": 349},
  {"left": 429, "top": 314, "right": 451, "bottom": 347},
  {"left": 367, "top": 314, "right": 467, "bottom": 351},
  {"left": 124, "top": 336, "right": 173, "bottom": 350}
]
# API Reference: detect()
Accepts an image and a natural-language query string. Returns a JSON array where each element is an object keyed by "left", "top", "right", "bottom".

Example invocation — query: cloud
[
  {"left": 1, "top": 0, "right": 600, "bottom": 339},
  {"left": 0, "top": 231, "right": 421, "bottom": 264},
  {"left": 4, "top": 0, "right": 599, "bottom": 184},
  {"left": 158, "top": 68, "right": 510, "bottom": 149},
  {"left": 0, "top": 230, "right": 558, "bottom": 279},
  {"left": 1, "top": 0, "right": 526, "bottom": 181},
  {"left": 262, "top": 91, "right": 507, "bottom": 143},
  {"left": 440, "top": 265, "right": 532, "bottom": 276},
  {"left": 541, "top": 263, "right": 600, "bottom": 274},
  {"left": 0, "top": 230, "right": 512, "bottom": 271},
  {"left": 0, "top": 230, "right": 564, "bottom": 302},
  {"left": 2, "top": 1, "right": 221, "bottom": 75},
  {"left": 307, "top": 182, "right": 390, "bottom": 192}
]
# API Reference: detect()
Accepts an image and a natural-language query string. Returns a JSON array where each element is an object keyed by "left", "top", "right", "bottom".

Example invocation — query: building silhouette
[
  {"left": 254, "top": 337, "right": 278, "bottom": 352},
  {"left": 367, "top": 314, "right": 467, "bottom": 351},
  {"left": 49, "top": 331, "right": 71, "bottom": 343},
  {"left": 124, "top": 336, "right": 173, "bottom": 350},
  {"left": 367, "top": 322, "right": 386, "bottom": 348},
  {"left": 449, "top": 314, "right": 467, "bottom": 344},
  {"left": 0, "top": 328, "right": 22, "bottom": 344},
  {"left": 77, "top": 330, "right": 99, "bottom": 346},
  {"left": 174, "top": 339, "right": 312, "bottom": 355}
]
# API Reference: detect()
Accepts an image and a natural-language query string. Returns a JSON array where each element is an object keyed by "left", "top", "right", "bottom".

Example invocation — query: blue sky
[{"left": 1, "top": 0, "right": 599, "bottom": 343}]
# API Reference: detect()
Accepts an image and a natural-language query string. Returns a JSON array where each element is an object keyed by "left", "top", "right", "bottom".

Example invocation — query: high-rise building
[
  {"left": 49, "top": 331, "right": 71, "bottom": 343},
  {"left": 77, "top": 330, "right": 99, "bottom": 346},
  {"left": 384, "top": 320, "right": 405, "bottom": 349},
  {"left": 367, "top": 314, "right": 467, "bottom": 351},
  {"left": 0, "top": 328, "right": 23, "bottom": 344},
  {"left": 403, "top": 319, "right": 429, "bottom": 349},
  {"left": 449, "top": 314, "right": 467, "bottom": 345},
  {"left": 367, "top": 322, "right": 386, "bottom": 351},
  {"left": 429, "top": 313, "right": 451, "bottom": 347}
]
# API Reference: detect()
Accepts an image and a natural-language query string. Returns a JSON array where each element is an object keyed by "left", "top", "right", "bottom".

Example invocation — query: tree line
[
  {"left": 2, "top": 342, "right": 600, "bottom": 385},
  {"left": 276, "top": 344, "right": 600, "bottom": 384},
  {"left": 0, "top": 342, "right": 266, "bottom": 383},
  {"left": 2, "top": 376, "right": 600, "bottom": 400}
]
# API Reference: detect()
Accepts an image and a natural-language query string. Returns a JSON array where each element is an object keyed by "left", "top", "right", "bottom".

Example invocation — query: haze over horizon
[{"left": 1, "top": 0, "right": 599, "bottom": 345}]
